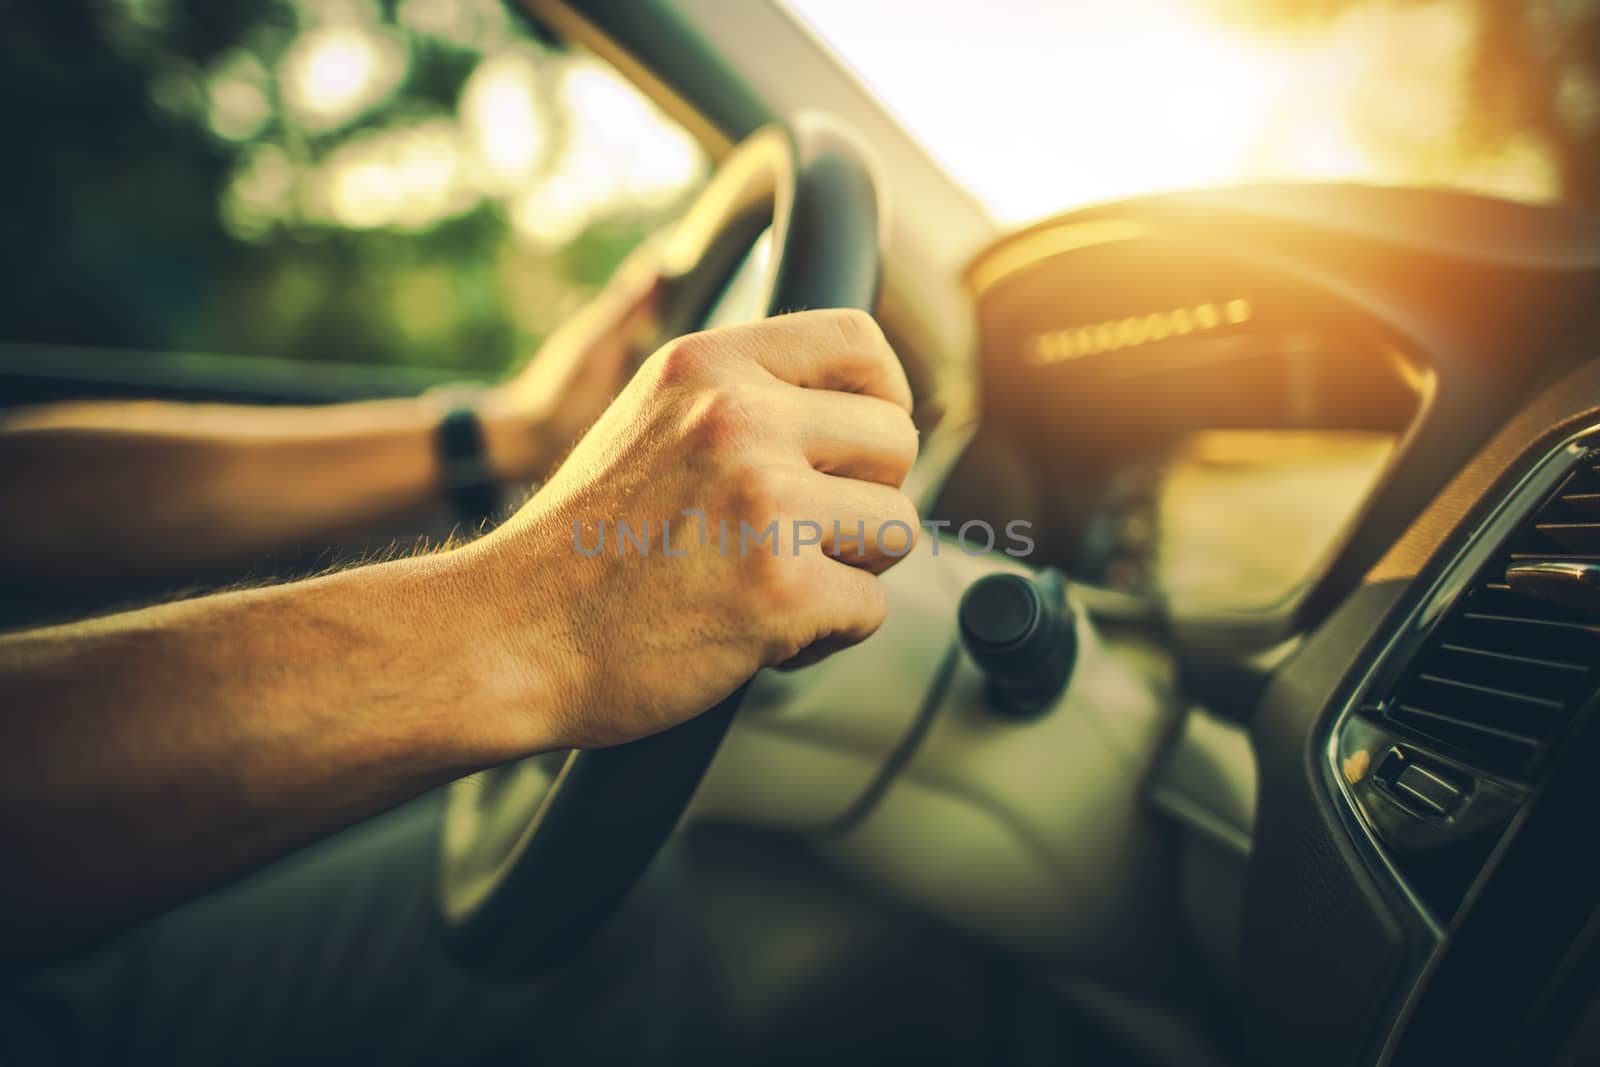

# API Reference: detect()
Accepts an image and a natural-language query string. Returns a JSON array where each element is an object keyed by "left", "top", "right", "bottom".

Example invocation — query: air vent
[{"left": 1382, "top": 456, "right": 1600, "bottom": 779}]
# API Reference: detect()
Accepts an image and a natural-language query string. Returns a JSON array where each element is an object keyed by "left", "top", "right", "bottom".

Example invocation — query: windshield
[{"left": 785, "top": 0, "right": 1599, "bottom": 224}]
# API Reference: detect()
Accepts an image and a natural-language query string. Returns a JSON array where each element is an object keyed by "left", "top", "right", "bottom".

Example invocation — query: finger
[
  {"left": 700, "top": 308, "right": 913, "bottom": 413},
  {"left": 790, "top": 387, "right": 919, "bottom": 487},
  {"left": 788, "top": 472, "right": 920, "bottom": 573},
  {"left": 794, "top": 554, "right": 890, "bottom": 653}
]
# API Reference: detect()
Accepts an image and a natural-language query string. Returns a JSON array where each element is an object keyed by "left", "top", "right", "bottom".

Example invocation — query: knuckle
[
  {"left": 830, "top": 307, "right": 883, "bottom": 344},
  {"left": 681, "top": 382, "right": 755, "bottom": 450},
  {"left": 859, "top": 576, "right": 889, "bottom": 630},
  {"left": 891, "top": 489, "right": 920, "bottom": 531},
  {"left": 873, "top": 492, "right": 920, "bottom": 558},
  {"left": 889, "top": 408, "right": 919, "bottom": 471},
  {"left": 653, "top": 332, "right": 714, "bottom": 386}
]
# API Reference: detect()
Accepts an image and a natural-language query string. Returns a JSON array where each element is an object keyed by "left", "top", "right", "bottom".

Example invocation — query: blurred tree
[
  {"left": 0, "top": 0, "right": 702, "bottom": 377},
  {"left": 1, "top": 1, "right": 258, "bottom": 353}
]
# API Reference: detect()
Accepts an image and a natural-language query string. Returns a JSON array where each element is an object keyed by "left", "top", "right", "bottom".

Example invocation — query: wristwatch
[{"left": 434, "top": 405, "right": 501, "bottom": 526}]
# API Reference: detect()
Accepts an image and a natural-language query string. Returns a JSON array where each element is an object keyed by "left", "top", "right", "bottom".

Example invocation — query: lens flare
[
  {"left": 461, "top": 49, "right": 548, "bottom": 192},
  {"left": 280, "top": 24, "right": 406, "bottom": 132}
]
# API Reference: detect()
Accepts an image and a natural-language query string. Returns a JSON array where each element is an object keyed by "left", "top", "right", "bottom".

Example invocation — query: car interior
[{"left": 5, "top": 1, "right": 1600, "bottom": 1064}]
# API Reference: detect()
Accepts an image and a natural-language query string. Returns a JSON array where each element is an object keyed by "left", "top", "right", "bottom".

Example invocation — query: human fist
[{"left": 467, "top": 309, "right": 919, "bottom": 751}]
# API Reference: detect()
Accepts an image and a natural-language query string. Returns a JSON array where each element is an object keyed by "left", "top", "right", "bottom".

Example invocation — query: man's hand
[
  {"left": 465, "top": 309, "right": 921, "bottom": 750},
  {"left": 0, "top": 308, "right": 918, "bottom": 966},
  {"left": 482, "top": 242, "right": 664, "bottom": 483}
]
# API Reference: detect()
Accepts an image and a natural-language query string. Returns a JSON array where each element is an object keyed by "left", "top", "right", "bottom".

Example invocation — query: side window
[{"left": 2, "top": 0, "right": 707, "bottom": 377}]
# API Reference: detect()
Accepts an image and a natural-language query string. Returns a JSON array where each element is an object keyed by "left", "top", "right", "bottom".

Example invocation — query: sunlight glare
[
  {"left": 395, "top": 0, "right": 513, "bottom": 50},
  {"left": 280, "top": 24, "right": 406, "bottom": 132},
  {"left": 461, "top": 49, "right": 549, "bottom": 192},
  {"left": 308, "top": 119, "right": 471, "bottom": 230},
  {"left": 784, "top": 0, "right": 1558, "bottom": 222},
  {"left": 509, "top": 177, "right": 595, "bottom": 246},
  {"left": 206, "top": 51, "right": 271, "bottom": 142},
  {"left": 222, "top": 144, "right": 297, "bottom": 238},
  {"left": 561, "top": 60, "right": 704, "bottom": 204},
  {"left": 507, "top": 58, "right": 705, "bottom": 246}
]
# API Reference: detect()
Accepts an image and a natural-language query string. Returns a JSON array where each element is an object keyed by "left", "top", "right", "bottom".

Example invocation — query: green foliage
[{"left": 0, "top": 0, "right": 703, "bottom": 379}]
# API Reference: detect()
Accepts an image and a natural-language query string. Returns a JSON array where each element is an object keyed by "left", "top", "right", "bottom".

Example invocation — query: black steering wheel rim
[{"left": 435, "top": 117, "right": 883, "bottom": 979}]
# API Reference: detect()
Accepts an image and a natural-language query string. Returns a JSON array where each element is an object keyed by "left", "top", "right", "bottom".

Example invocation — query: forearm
[
  {"left": 0, "top": 398, "right": 542, "bottom": 583},
  {"left": 0, "top": 546, "right": 549, "bottom": 972}
]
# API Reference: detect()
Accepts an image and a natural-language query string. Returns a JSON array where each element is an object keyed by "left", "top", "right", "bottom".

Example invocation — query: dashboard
[
  {"left": 939, "top": 197, "right": 1425, "bottom": 623},
  {"left": 945, "top": 184, "right": 1600, "bottom": 1065},
  {"left": 1072, "top": 427, "right": 1393, "bottom": 609}
]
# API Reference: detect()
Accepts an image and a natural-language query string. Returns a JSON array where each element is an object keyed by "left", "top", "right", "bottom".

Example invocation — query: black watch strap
[{"left": 436, "top": 406, "right": 501, "bottom": 525}]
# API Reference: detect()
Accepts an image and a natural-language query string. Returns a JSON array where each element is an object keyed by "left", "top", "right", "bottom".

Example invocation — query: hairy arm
[
  {"left": 0, "top": 309, "right": 918, "bottom": 978},
  {"left": 0, "top": 250, "right": 660, "bottom": 584},
  {"left": 0, "top": 397, "right": 539, "bottom": 583},
  {"left": 0, "top": 541, "right": 553, "bottom": 974}
]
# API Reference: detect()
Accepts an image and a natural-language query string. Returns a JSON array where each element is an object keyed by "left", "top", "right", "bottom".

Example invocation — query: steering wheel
[{"left": 434, "top": 118, "right": 884, "bottom": 978}]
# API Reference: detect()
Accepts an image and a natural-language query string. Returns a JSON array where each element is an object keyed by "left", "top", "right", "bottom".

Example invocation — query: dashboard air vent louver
[{"left": 1382, "top": 456, "right": 1600, "bottom": 778}]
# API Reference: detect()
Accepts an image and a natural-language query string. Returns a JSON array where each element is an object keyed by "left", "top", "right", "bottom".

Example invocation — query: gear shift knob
[{"left": 957, "top": 569, "right": 1077, "bottom": 718}]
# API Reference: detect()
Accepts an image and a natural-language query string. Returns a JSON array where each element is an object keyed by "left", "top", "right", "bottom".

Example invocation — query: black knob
[{"left": 958, "top": 570, "right": 1076, "bottom": 718}]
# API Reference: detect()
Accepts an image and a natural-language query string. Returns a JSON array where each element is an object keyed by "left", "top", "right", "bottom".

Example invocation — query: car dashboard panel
[
  {"left": 950, "top": 198, "right": 1428, "bottom": 623},
  {"left": 1074, "top": 427, "right": 1394, "bottom": 609},
  {"left": 957, "top": 185, "right": 1600, "bottom": 1066}
]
